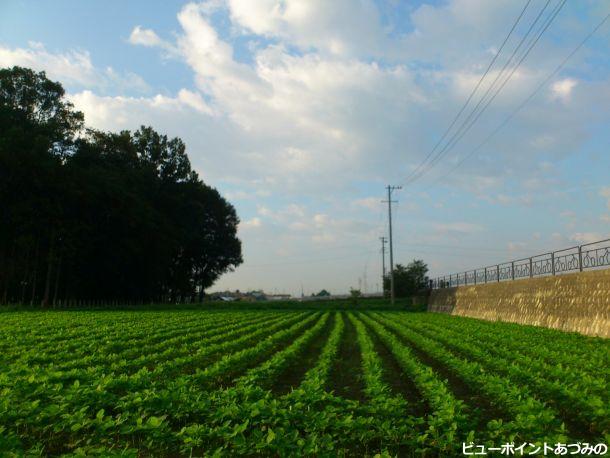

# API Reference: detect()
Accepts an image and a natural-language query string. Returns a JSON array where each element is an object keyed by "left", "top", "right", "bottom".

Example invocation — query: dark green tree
[
  {"left": 0, "top": 66, "right": 242, "bottom": 305},
  {"left": 383, "top": 260, "right": 429, "bottom": 298}
]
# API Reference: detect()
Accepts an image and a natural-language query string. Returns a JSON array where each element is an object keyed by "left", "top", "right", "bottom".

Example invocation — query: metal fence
[{"left": 430, "top": 238, "right": 610, "bottom": 289}]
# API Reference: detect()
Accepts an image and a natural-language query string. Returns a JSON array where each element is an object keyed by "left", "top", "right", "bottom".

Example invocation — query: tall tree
[
  {"left": 383, "top": 260, "right": 429, "bottom": 298},
  {"left": 0, "top": 66, "right": 242, "bottom": 305}
]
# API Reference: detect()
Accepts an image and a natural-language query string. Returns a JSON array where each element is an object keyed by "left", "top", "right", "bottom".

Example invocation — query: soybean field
[{"left": 0, "top": 310, "right": 608, "bottom": 457}]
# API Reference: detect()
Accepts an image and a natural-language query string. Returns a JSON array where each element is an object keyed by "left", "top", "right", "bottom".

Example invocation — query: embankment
[{"left": 428, "top": 269, "right": 610, "bottom": 337}]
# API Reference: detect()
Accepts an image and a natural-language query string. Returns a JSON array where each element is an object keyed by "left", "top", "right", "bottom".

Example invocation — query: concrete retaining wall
[{"left": 427, "top": 268, "right": 610, "bottom": 338}]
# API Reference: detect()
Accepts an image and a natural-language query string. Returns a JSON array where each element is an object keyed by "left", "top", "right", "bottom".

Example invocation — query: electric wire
[
  {"left": 429, "top": 9, "right": 610, "bottom": 185},
  {"left": 403, "top": 0, "right": 567, "bottom": 187},
  {"left": 400, "top": 0, "right": 534, "bottom": 186}
]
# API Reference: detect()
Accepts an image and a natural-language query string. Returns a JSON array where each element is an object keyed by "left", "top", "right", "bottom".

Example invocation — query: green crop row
[
  {"left": 0, "top": 309, "right": 607, "bottom": 457},
  {"left": 387, "top": 312, "right": 609, "bottom": 438},
  {"left": 369, "top": 312, "right": 569, "bottom": 443}
]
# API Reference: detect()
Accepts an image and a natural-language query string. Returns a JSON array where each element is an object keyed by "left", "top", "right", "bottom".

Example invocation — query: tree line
[
  {"left": 0, "top": 66, "right": 243, "bottom": 306},
  {"left": 383, "top": 260, "right": 429, "bottom": 298}
]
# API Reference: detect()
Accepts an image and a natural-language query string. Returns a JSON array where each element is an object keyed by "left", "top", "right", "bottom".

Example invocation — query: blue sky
[{"left": 1, "top": 0, "right": 609, "bottom": 295}]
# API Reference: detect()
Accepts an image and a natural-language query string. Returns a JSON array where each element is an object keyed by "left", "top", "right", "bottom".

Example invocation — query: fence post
[
  {"left": 578, "top": 245, "right": 583, "bottom": 272},
  {"left": 551, "top": 252, "right": 555, "bottom": 275},
  {"left": 529, "top": 257, "right": 533, "bottom": 278},
  {"left": 474, "top": 269, "right": 477, "bottom": 285},
  {"left": 511, "top": 261, "right": 515, "bottom": 280},
  {"left": 496, "top": 264, "right": 500, "bottom": 282},
  {"left": 464, "top": 272, "right": 467, "bottom": 286},
  {"left": 484, "top": 268, "right": 487, "bottom": 283}
]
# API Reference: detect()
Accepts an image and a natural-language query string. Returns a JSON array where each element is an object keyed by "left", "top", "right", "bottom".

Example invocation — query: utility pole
[
  {"left": 383, "top": 185, "right": 401, "bottom": 305},
  {"left": 363, "top": 264, "right": 368, "bottom": 295},
  {"left": 379, "top": 236, "right": 387, "bottom": 296}
]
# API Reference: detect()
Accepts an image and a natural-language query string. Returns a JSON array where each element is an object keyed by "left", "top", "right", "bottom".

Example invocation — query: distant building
[
  {"left": 207, "top": 290, "right": 291, "bottom": 301},
  {"left": 266, "top": 294, "right": 292, "bottom": 301}
]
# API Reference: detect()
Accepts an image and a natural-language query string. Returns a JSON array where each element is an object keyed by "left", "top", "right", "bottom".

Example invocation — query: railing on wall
[{"left": 430, "top": 238, "right": 610, "bottom": 289}]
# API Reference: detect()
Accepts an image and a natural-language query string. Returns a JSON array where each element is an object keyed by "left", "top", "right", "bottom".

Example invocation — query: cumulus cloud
[
  {"left": 128, "top": 25, "right": 180, "bottom": 57},
  {"left": 570, "top": 232, "right": 604, "bottom": 244},
  {"left": 227, "top": 0, "right": 392, "bottom": 58},
  {"left": 600, "top": 186, "right": 610, "bottom": 210},
  {"left": 69, "top": 90, "right": 213, "bottom": 128},
  {"left": 507, "top": 241, "right": 527, "bottom": 252},
  {"left": 129, "top": 26, "right": 164, "bottom": 47},
  {"left": 5, "top": 0, "right": 610, "bottom": 294},
  {"left": 433, "top": 222, "right": 485, "bottom": 235},
  {"left": 240, "top": 217, "right": 262, "bottom": 230},
  {"left": 0, "top": 42, "right": 149, "bottom": 93},
  {"left": 352, "top": 197, "right": 381, "bottom": 212},
  {"left": 551, "top": 78, "right": 578, "bottom": 102},
  {"left": 25, "top": 0, "right": 606, "bottom": 200}
]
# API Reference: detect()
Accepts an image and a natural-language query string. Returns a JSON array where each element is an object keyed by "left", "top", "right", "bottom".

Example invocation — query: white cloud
[
  {"left": 507, "top": 241, "right": 527, "bottom": 252},
  {"left": 240, "top": 217, "right": 262, "bottom": 230},
  {"left": 6, "top": 1, "right": 610, "bottom": 295},
  {"left": 551, "top": 78, "right": 578, "bottom": 102},
  {"left": 129, "top": 25, "right": 163, "bottom": 47},
  {"left": 551, "top": 232, "right": 564, "bottom": 243},
  {"left": 69, "top": 90, "right": 213, "bottom": 129},
  {"left": 225, "top": 190, "right": 253, "bottom": 200},
  {"left": 35, "top": 0, "right": 607, "bottom": 202},
  {"left": 600, "top": 186, "right": 610, "bottom": 210},
  {"left": 128, "top": 25, "right": 180, "bottom": 57},
  {"left": 227, "top": 0, "right": 391, "bottom": 59},
  {"left": 352, "top": 197, "right": 380, "bottom": 212},
  {"left": 313, "top": 214, "right": 329, "bottom": 227},
  {"left": 570, "top": 232, "right": 603, "bottom": 244},
  {"left": 433, "top": 222, "right": 484, "bottom": 235},
  {"left": 177, "top": 89, "right": 214, "bottom": 115},
  {"left": 0, "top": 42, "right": 148, "bottom": 93},
  {"left": 129, "top": 26, "right": 164, "bottom": 47}
]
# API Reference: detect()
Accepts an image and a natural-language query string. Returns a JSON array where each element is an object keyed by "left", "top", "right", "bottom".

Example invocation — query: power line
[
  {"left": 401, "top": 0, "right": 533, "bottom": 187},
  {"left": 412, "top": 0, "right": 566, "bottom": 181},
  {"left": 430, "top": 8, "right": 610, "bottom": 184},
  {"left": 406, "top": 0, "right": 556, "bottom": 183},
  {"left": 403, "top": 0, "right": 567, "bottom": 187}
]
